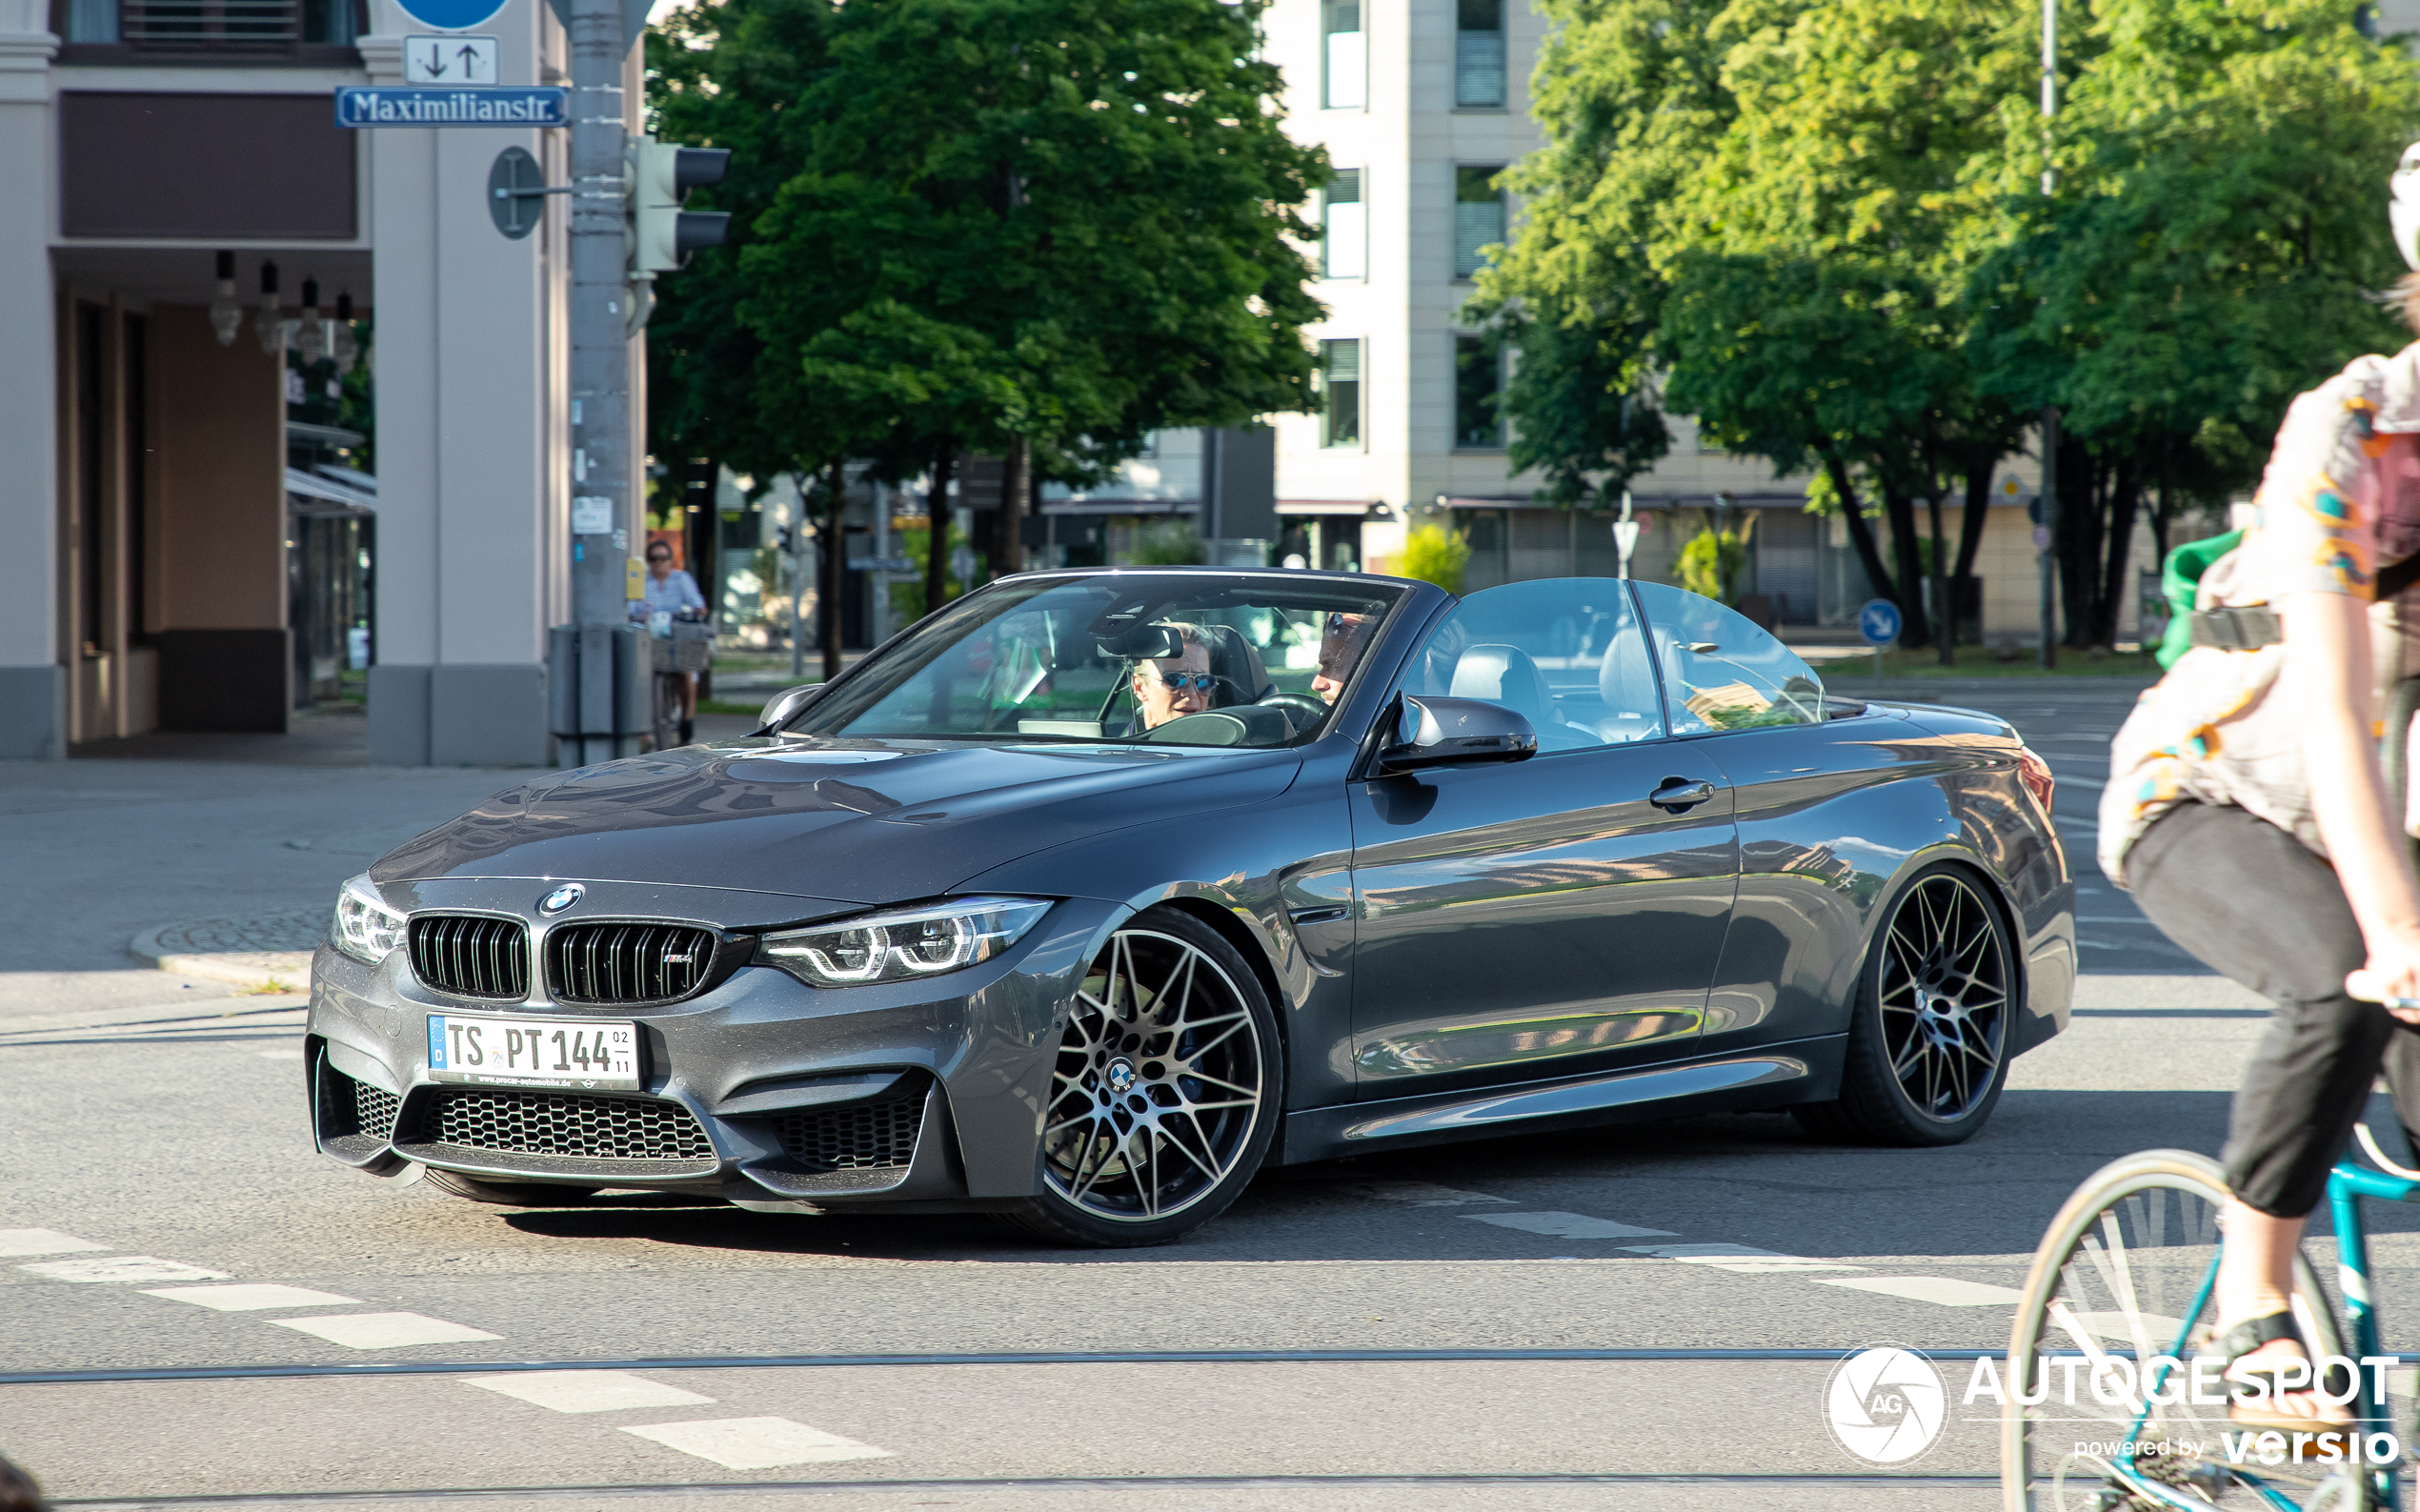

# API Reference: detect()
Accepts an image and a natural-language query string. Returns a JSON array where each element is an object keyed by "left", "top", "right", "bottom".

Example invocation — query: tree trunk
[
  {"left": 1928, "top": 491, "right": 1953, "bottom": 665},
  {"left": 1882, "top": 481, "right": 1933, "bottom": 647},
  {"left": 2055, "top": 431, "right": 2099, "bottom": 648},
  {"left": 1817, "top": 446, "right": 1902, "bottom": 615},
  {"left": 1950, "top": 456, "right": 1994, "bottom": 655},
  {"left": 925, "top": 447, "right": 954, "bottom": 615},
  {"left": 996, "top": 435, "right": 1030, "bottom": 580},
  {"left": 819, "top": 460, "right": 846, "bottom": 682},
  {"left": 2095, "top": 457, "right": 2141, "bottom": 650}
]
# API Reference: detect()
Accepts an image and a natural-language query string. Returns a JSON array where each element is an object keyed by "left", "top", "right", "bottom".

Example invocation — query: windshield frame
[{"left": 776, "top": 568, "right": 1415, "bottom": 751}]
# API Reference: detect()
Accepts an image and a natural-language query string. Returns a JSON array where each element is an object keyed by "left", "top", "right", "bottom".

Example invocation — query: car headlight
[
  {"left": 333, "top": 874, "right": 408, "bottom": 965},
  {"left": 756, "top": 897, "right": 1052, "bottom": 987}
]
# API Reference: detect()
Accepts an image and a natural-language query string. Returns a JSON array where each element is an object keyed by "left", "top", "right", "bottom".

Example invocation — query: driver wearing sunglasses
[
  {"left": 1312, "top": 612, "right": 1375, "bottom": 704},
  {"left": 1128, "top": 622, "right": 1218, "bottom": 732}
]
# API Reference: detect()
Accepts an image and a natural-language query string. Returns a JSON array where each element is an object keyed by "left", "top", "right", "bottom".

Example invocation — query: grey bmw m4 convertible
[{"left": 309, "top": 567, "right": 2074, "bottom": 1246}]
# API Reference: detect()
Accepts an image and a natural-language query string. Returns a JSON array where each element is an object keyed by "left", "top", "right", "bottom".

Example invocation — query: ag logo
[{"left": 1824, "top": 1345, "right": 1945, "bottom": 1466}]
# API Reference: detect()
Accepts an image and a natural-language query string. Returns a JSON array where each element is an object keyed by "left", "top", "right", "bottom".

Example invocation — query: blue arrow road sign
[
  {"left": 334, "top": 86, "right": 569, "bottom": 129},
  {"left": 1857, "top": 598, "right": 1903, "bottom": 647},
  {"left": 393, "top": 0, "right": 506, "bottom": 29}
]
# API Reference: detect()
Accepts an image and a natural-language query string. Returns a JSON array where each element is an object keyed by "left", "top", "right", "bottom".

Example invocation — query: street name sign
[
  {"left": 404, "top": 34, "right": 498, "bottom": 85},
  {"left": 334, "top": 86, "right": 568, "bottom": 129}
]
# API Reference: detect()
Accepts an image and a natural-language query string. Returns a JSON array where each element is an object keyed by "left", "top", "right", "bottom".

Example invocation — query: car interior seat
[
  {"left": 1197, "top": 624, "right": 1274, "bottom": 707},
  {"left": 1449, "top": 643, "right": 1552, "bottom": 728},
  {"left": 1596, "top": 625, "right": 1664, "bottom": 743}
]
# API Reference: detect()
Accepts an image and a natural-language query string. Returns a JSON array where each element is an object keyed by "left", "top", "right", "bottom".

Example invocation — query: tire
[
  {"left": 1794, "top": 861, "right": 2015, "bottom": 1146},
  {"left": 1000, "top": 909, "right": 1281, "bottom": 1248},
  {"left": 2002, "top": 1150, "right": 2364, "bottom": 1512},
  {"left": 422, "top": 1168, "right": 601, "bottom": 1207}
]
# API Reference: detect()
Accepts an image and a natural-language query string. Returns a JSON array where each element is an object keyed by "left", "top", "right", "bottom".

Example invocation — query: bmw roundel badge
[{"left": 539, "top": 883, "right": 585, "bottom": 915}]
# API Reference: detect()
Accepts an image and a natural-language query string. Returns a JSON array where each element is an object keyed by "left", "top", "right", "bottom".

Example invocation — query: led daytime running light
[
  {"left": 758, "top": 897, "right": 1050, "bottom": 987},
  {"left": 333, "top": 874, "right": 407, "bottom": 965}
]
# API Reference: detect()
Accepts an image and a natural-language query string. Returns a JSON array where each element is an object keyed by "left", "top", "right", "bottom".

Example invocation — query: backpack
[{"left": 2154, "top": 531, "right": 2242, "bottom": 670}]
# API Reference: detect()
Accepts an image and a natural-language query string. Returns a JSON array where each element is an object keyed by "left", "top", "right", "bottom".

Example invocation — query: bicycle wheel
[
  {"left": 650, "top": 669, "right": 681, "bottom": 752},
  {"left": 2003, "top": 1150, "right": 2366, "bottom": 1511}
]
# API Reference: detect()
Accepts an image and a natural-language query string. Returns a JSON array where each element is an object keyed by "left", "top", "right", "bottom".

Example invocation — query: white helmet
[{"left": 2392, "top": 142, "right": 2420, "bottom": 271}]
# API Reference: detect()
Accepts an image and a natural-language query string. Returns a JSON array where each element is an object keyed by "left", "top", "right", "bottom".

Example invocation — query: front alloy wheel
[
  {"left": 1796, "top": 863, "right": 2013, "bottom": 1146},
  {"left": 1004, "top": 910, "right": 1279, "bottom": 1247}
]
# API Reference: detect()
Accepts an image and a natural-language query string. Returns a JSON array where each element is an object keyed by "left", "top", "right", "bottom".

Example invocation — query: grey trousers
[{"left": 2128, "top": 799, "right": 2420, "bottom": 1218}]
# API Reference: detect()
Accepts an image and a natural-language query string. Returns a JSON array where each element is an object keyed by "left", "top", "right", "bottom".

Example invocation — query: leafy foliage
[{"left": 1401, "top": 525, "right": 1475, "bottom": 595}]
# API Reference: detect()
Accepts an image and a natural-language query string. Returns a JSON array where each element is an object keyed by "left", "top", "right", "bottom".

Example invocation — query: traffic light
[{"left": 628, "top": 134, "right": 732, "bottom": 272}]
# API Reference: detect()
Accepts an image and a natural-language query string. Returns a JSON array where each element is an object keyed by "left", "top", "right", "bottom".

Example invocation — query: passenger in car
[{"left": 1312, "top": 612, "right": 1377, "bottom": 703}]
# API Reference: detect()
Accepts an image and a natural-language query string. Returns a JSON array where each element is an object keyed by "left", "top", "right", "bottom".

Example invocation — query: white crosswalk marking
[
  {"left": 1462, "top": 1211, "right": 1676, "bottom": 1239},
  {"left": 141, "top": 1284, "right": 362, "bottom": 1312},
  {"left": 0, "top": 1229, "right": 106, "bottom": 1258},
  {"left": 1818, "top": 1276, "right": 2027, "bottom": 1306},
  {"left": 461, "top": 1371, "right": 716, "bottom": 1414},
  {"left": 620, "top": 1416, "right": 894, "bottom": 1470},
  {"left": 267, "top": 1312, "right": 501, "bottom": 1348},
  {"left": 1622, "top": 1243, "right": 1860, "bottom": 1274},
  {"left": 20, "top": 1256, "right": 231, "bottom": 1283}
]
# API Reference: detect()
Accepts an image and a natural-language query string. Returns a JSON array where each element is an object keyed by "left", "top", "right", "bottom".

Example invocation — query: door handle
[{"left": 1648, "top": 777, "right": 1717, "bottom": 812}]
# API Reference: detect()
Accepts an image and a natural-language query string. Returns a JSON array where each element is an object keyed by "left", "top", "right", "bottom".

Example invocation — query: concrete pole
[{"left": 567, "top": 0, "right": 629, "bottom": 760}]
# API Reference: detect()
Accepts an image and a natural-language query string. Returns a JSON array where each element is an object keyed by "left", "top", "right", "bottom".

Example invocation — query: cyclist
[
  {"left": 2099, "top": 143, "right": 2420, "bottom": 1435},
  {"left": 634, "top": 540, "right": 707, "bottom": 745}
]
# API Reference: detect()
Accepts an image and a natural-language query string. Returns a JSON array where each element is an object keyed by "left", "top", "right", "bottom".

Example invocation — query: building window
[
  {"left": 66, "top": 0, "right": 117, "bottom": 43},
  {"left": 1454, "top": 167, "right": 1505, "bottom": 281},
  {"left": 1323, "top": 0, "right": 1364, "bottom": 110},
  {"left": 1323, "top": 170, "right": 1365, "bottom": 280},
  {"left": 1456, "top": 0, "right": 1505, "bottom": 110},
  {"left": 1320, "top": 339, "right": 1362, "bottom": 449},
  {"left": 1455, "top": 335, "right": 1502, "bottom": 451}
]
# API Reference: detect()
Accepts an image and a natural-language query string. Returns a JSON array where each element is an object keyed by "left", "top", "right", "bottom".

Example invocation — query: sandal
[{"left": 2212, "top": 1310, "right": 2353, "bottom": 1436}]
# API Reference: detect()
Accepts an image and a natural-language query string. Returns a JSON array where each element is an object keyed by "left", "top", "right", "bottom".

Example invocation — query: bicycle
[
  {"left": 2002, "top": 1133, "right": 2420, "bottom": 1509},
  {"left": 643, "top": 612, "right": 714, "bottom": 752}
]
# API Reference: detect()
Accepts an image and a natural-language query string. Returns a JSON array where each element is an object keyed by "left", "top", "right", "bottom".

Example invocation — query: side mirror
[
  {"left": 755, "top": 683, "right": 821, "bottom": 734},
  {"left": 1377, "top": 695, "right": 1538, "bottom": 773}
]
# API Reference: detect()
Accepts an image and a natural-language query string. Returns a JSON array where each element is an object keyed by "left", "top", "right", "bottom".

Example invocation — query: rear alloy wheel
[
  {"left": 1003, "top": 910, "right": 1280, "bottom": 1247},
  {"left": 1794, "top": 863, "right": 2014, "bottom": 1147}
]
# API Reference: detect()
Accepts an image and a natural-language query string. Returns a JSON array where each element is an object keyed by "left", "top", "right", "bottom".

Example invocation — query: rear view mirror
[
  {"left": 756, "top": 683, "right": 821, "bottom": 733},
  {"left": 1377, "top": 696, "right": 1538, "bottom": 773}
]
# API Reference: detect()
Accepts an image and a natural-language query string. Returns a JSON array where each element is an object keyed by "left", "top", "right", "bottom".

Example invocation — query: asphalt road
[{"left": 2, "top": 678, "right": 2398, "bottom": 1510}]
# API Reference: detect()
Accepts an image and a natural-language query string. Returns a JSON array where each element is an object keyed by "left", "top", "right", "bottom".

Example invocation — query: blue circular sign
[
  {"left": 1857, "top": 598, "right": 1903, "bottom": 647},
  {"left": 394, "top": 0, "right": 507, "bottom": 30}
]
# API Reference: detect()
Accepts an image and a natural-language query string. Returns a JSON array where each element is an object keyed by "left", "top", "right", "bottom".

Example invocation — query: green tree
[
  {"left": 1966, "top": 0, "right": 2420, "bottom": 647},
  {"left": 734, "top": 0, "right": 1327, "bottom": 606},
  {"left": 1401, "top": 525, "right": 1474, "bottom": 595}
]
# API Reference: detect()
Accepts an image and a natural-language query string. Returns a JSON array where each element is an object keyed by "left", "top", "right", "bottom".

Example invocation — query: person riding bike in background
[
  {"left": 634, "top": 541, "right": 707, "bottom": 745},
  {"left": 2099, "top": 142, "right": 2420, "bottom": 1438}
]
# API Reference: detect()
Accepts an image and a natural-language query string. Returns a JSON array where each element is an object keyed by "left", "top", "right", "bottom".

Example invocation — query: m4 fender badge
[{"left": 539, "top": 883, "right": 585, "bottom": 915}]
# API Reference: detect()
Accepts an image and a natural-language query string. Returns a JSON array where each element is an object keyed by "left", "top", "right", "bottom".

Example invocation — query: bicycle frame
[{"left": 2077, "top": 1160, "right": 2405, "bottom": 1511}]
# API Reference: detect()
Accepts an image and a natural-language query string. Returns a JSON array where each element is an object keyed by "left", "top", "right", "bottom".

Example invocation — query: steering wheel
[{"left": 1258, "top": 692, "right": 1329, "bottom": 732}]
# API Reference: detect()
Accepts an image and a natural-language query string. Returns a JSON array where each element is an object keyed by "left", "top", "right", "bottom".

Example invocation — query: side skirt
[{"left": 1278, "top": 1034, "right": 1848, "bottom": 1165}]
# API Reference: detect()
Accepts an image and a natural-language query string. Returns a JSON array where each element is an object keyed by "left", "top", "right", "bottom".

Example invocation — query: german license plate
[{"left": 426, "top": 1015, "right": 640, "bottom": 1091}]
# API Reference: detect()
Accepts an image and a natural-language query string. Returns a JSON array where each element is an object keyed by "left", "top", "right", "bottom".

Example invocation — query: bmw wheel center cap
[
  {"left": 1107, "top": 1058, "right": 1138, "bottom": 1094},
  {"left": 539, "top": 883, "right": 585, "bottom": 915}
]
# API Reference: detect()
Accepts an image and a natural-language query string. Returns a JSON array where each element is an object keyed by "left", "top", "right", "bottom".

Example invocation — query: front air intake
[
  {"left": 547, "top": 922, "right": 716, "bottom": 1005},
  {"left": 408, "top": 916, "right": 530, "bottom": 1000}
]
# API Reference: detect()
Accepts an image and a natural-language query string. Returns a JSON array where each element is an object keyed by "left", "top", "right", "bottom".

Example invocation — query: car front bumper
[{"left": 305, "top": 881, "right": 1119, "bottom": 1209}]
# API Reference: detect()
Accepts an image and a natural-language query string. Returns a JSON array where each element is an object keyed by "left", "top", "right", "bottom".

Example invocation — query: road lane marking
[
  {"left": 462, "top": 1370, "right": 715, "bottom": 1414},
  {"left": 0, "top": 1230, "right": 106, "bottom": 1258},
  {"left": 19, "top": 1257, "right": 231, "bottom": 1283},
  {"left": 1465, "top": 1211, "right": 1677, "bottom": 1239},
  {"left": 1346, "top": 1181, "right": 1514, "bottom": 1206},
  {"left": 620, "top": 1417, "right": 893, "bottom": 1470},
  {"left": 267, "top": 1312, "right": 502, "bottom": 1349},
  {"left": 1817, "top": 1276, "right": 2027, "bottom": 1306},
  {"left": 141, "top": 1284, "right": 362, "bottom": 1312},
  {"left": 256, "top": 1049, "right": 305, "bottom": 1059},
  {"left": 1622, "top": 1243, "right": 1860, "bottom": 1274}
]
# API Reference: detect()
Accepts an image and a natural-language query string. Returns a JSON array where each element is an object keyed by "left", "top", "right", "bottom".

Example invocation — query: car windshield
[{"left": 785, "top": 573, "right": 1405, "bottom": 748}]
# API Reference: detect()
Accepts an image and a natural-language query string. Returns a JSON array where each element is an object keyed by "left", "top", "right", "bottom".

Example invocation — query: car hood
[{"left": 371, "top": 737, "right": 1304, "bottom": 906}]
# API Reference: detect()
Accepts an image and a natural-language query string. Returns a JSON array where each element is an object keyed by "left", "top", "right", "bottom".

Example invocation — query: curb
[{"left": 129, "top": 912, "right": 325, "bottom": 991}]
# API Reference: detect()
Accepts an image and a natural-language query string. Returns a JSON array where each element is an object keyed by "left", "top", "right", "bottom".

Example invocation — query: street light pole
[
  {"left": 564, "top": 0, "right": 633, "bottom": 761},
  {"left": 2036, "top": 0, "right": 2061, "bottom": 669}
]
